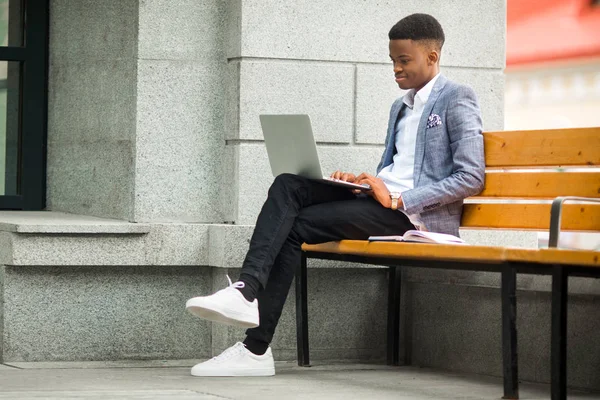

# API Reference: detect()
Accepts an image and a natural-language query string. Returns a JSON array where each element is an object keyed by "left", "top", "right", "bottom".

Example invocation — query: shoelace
[
  {"left": 211, "top": 342, "right": 246, "bottom": 363},
  {"left": 226, "top": 275, "right": 245, "bottom": 290}
]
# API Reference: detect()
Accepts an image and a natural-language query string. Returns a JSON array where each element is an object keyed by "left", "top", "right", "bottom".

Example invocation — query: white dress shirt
[
  {"left": 377, "top": 73, "right": 441, "bottom": 196},
  {"left": 376, "top": 73, "right": 440, "bottom": 227}
]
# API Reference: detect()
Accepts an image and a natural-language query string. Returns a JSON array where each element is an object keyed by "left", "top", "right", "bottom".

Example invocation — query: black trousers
[{"left": 241, "top": 174, "right": 415, "bottom": 344}]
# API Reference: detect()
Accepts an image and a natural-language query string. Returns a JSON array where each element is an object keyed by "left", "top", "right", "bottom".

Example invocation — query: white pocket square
[{"left": 426, "top": 114, "right": 442, "bottom": 129}]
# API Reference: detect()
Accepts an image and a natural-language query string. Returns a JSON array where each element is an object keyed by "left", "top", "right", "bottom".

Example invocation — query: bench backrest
[{"left": 461, "top": 127, "right": 600, "bottom": 231}]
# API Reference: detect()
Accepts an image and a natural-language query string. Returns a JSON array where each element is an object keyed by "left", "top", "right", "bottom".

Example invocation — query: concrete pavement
[{"left": 0, "top": 361, "right": 598, "bottom": 400}]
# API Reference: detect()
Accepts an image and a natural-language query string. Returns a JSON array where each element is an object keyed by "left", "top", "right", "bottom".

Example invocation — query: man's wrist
[{"left": 389, "top": 192, "right": 401, "bottom": 210}]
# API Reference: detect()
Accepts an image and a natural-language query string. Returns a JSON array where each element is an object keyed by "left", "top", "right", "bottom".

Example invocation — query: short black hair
[{"left": 388, "top": 13, "right": 445, "bottom": 50}]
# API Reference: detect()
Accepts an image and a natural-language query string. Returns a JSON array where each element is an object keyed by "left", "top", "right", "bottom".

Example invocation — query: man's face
[{"left": 389, "top": 39, "right": 435, "bottom": 93}]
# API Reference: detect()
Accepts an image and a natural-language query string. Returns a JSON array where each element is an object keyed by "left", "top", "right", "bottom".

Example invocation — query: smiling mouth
[{"left": 395, "top": 76, "right": 406, "bottom": 82}]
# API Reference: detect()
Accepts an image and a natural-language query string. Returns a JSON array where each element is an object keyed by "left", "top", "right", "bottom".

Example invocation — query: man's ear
[{"left": 428, "top": 50, "right": 439, "bottom": 65}]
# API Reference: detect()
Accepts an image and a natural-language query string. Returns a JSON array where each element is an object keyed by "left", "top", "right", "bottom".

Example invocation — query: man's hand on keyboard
[
  {"left": 330, "top": 170, "right": 356, "bottom": 182},
  {"left": 354, "top": 173, "right": 393, "bottom": 208}
]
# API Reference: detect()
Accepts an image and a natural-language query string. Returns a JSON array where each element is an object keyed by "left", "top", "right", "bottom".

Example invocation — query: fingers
[
  {"left": 354, "top": 173, "right": 374, "bottom": 184},
  {"left": 356, "top": 173, "right": 374, "bottom": 180},
  {"left": 353, "top": 188, "right": 372, "bottom": 195},
  {"left": 354, "top": 173, "right": 367, "bottom": 183},
  {"left": 331, "top": 171, "right": 356, "bottom": 182},
  {"left": 342, "top": 173, "right": 355, "bottom": 182}
]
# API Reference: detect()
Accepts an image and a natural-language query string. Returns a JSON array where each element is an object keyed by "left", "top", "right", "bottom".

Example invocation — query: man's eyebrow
[{"left": 390, "top": 54, "right": 411, "bottom": 59}]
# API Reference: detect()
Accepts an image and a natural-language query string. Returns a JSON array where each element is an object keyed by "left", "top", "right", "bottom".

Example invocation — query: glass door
[{"left": 0, "top": 0, "right": 48, "bottom": 210}]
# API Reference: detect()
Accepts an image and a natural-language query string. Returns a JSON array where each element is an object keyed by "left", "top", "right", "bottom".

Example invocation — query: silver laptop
[{"left": 259, "top": 114, "right": 371, "bottom": 191}]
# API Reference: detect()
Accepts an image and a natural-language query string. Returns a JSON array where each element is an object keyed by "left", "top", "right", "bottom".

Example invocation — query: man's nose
[{"left": 393, "top": 62, "right": 402, "bottom": 74}]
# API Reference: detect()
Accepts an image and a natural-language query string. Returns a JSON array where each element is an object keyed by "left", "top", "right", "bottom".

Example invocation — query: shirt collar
[{"left": 403, "top": 73, "right": 441, "bottom": 109}]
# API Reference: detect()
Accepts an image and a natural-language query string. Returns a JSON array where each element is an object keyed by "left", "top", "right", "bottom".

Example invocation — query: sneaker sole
[
  {"left": 185, "top": 298, "right": 259, "bottom": 329},
  {"left": 191, "top": 367, "right": 275, "bottom": 377}
]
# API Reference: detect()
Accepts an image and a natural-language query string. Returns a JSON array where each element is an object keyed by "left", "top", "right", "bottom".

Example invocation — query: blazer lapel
[
  {"left": 391, "top": 102, "right": 407, "bottom": 155},
  {"left": 378, "top": 100, "right": 406, "bottom": 173},
  {"left": 413, "top": 75, "right": 448, "bottom": 186}
]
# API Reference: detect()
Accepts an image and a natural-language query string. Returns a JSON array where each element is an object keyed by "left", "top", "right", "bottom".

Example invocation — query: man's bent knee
[
  {"left": 271, "top": 173, "right": 310, "bottom": 191},
  {"left": 273, "top": 173, "right": 302, "bottom": 185}
]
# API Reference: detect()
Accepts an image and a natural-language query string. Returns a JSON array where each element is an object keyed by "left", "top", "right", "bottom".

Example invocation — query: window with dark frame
[{"left": 0, "top": 0, "right": 48, "bottom": 210}]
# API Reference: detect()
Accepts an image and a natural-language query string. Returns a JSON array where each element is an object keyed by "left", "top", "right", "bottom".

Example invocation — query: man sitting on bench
[{"left": 185, "top": 13, "right": 485, "bottom": 377}]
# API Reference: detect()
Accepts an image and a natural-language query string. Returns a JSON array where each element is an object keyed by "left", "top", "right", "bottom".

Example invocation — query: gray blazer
[{"left": 376, "top": 75, "right": 485, "bottom": 236}]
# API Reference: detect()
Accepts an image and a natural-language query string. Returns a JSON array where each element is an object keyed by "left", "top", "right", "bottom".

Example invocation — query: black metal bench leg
[
  {"left": 387, "top": 266, "right": 401, "bottom": 366},
  {"left": 501, "top": 267, "right": 519, "bottom": 399},
  {"left": 551, "top": 266, "right": 568, "bottom": 400},
  {"left": 296, "top": 252, "right": 310, "bottom": 366}
]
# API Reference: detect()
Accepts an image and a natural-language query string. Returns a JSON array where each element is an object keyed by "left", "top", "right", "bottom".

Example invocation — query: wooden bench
[{"left": 296, "top": 127, "right": 600, "bottom": 400}]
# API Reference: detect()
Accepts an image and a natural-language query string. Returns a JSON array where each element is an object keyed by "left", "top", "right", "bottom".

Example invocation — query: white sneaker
[
  {"left": 191, "top": 342, "right": 275, "bottom": 377},
  {"left": 186, "top": 276, "right": 259, "bottom": 328}
]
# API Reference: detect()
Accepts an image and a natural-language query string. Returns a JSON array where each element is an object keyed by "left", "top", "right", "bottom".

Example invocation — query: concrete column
[
  {"left": 47, "top": 1, "right": 139, "bottom": 220},
  {"left": 47, "top": 0, "right": 227, "bottom": 223},
  {"left": 133, "top": 0, "right": 227, "bottom": 222}
]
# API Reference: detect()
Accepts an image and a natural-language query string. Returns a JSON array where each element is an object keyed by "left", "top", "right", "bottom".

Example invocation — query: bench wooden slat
[
  {"left": 477, "top": 172, "right": 600, "bottom": 198},
  {"left": 461, "top": 203, "right": 600, "bottom": 231},
  {"left": 302, "top": 242, "right": 600, "bottom": 268},
  {"left": 484, "top": 127, "right": 600, "bottom": 167},
  {"left": 506, "top": 248, "right": 600, "bottom": 268},
  {"left": 302, "top": 240, "right": 505, "bottom": 263}
]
